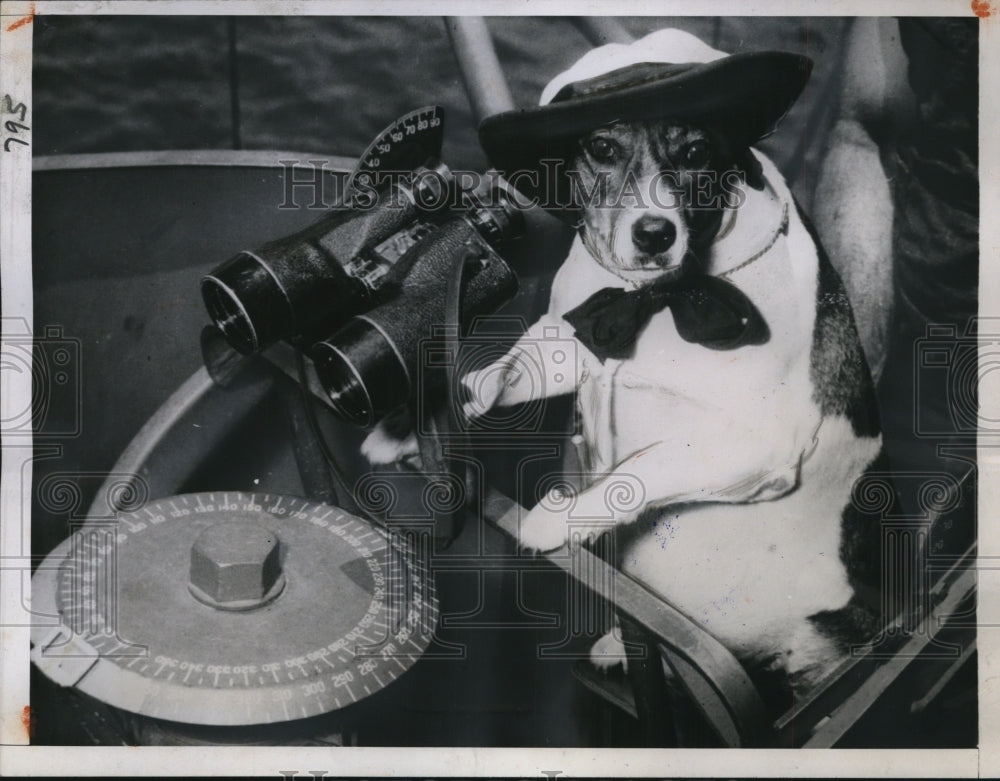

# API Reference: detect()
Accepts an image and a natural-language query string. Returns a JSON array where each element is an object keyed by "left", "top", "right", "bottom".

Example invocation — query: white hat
[{"left": 540, "top": 28, "right": 728, "bottom": 106}]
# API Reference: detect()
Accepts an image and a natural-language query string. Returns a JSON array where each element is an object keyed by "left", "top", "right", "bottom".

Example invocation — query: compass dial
[{"left": 31, "top": 492, "right": 437, "bottom": 726}]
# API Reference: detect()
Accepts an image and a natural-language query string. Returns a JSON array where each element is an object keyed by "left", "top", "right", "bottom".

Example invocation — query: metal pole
[
  {"left": 571, "top": 17, "right": 633, "bottom": 46},
  {"left": 443, "top": 17, "right": 515, "bottom": 123}
]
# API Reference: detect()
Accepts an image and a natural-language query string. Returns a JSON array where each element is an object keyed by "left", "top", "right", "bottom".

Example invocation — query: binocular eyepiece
[{"left": 202, "top": 161, "right": 522, "bottom": 427}]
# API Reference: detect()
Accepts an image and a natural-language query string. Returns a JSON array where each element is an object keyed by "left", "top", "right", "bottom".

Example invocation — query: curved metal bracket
[{"left": 482, "top": 488, "right": 771, "bottom": 746}]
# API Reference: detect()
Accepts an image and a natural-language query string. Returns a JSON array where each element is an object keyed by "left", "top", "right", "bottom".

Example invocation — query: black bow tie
[{"left": 562, "top": 274, "right": 769, "bottom": 362}]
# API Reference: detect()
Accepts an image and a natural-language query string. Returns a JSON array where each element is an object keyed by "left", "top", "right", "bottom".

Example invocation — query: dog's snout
[{"left": 631, "top": 216, "right": 677, "bottom": 256}]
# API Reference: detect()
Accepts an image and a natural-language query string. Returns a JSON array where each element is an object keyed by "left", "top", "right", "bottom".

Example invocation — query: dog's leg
[
  {"left": 518, "top": 439, "right": 803, "bottom": 551},
  {"left": 461, "top": 313, "right": 579, "bottom": 417},
  {"left": 363, "top": 312, "right": 579, "bottom": 466},
  {"left": 363, "top": 314, "right": 578, "bottom": 465},
  {"left": 360, "top": 406, "right": 420, "bottom": 466}
]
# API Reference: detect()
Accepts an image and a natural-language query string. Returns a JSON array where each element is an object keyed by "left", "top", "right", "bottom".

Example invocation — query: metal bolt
[{"left": 188, "top": 521, "right": 284, "bottom": 610}]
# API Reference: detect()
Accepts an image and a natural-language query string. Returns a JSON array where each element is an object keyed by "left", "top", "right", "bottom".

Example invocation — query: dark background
[{"left": 34, "top": 16, "right": 849, "bottom": 210}]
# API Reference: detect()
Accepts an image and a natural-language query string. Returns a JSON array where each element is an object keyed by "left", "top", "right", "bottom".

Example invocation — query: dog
[
  {"left": 365, "top": 30, "right": 887, "bottom": 700},
  {"left": 464, "top": 128, "right": 884, "bottom": 696}
]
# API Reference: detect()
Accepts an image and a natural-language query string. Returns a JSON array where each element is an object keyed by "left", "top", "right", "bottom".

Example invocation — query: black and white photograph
[{"left": 0, "top": 1, "right": 995, "bottom": 776}]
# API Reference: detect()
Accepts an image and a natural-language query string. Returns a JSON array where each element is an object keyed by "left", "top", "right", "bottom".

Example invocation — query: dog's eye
[
  {"left": 585, "top": 136, "right": 619, "bottom": 163},
  {"left": 683, "top": 141, "right": 711, "bottom": 169}
]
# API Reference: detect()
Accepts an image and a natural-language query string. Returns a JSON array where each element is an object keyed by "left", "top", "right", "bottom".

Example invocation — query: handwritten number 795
[{"left": 3, "top": 95, "right": 29, "bottom": 151}]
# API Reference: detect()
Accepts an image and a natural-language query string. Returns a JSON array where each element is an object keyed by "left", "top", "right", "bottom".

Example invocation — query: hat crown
[{"left": 540, "top": 28, "right": 729, "bottom": 106}]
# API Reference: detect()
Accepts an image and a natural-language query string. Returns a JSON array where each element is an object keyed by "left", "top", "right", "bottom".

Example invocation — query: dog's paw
[
  {"left": 360, "top": 418, "right": 420, "bottom": 466},
  {"left": 517, "top": 486, "right": 617, "bottom": 552},
  {"left": 460, "top": 366, "right": 505, "bottom": 420},
  {"left": 590, "top": 630, "right": 628, "bottom": 673},
  {"left": 516, "top": 504, "right": 570, "bottom": 553}
]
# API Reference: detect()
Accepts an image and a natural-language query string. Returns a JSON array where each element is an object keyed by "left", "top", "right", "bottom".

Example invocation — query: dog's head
[
  {"left": 479, "top": 30, "right": 810, "bottom": 283},
  {"left": 570, "top": 118, "right": 764, "bottom": 284}
]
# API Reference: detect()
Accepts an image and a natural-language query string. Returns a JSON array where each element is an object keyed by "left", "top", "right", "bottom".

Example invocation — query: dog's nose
[{"left": 631, "top": 216, "right": 677, "bottom": 255}]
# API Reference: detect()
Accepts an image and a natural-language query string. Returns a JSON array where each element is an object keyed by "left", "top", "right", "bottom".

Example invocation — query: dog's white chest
[
  {"left": 574, "top": 241, "right": 819, "bottom": 480},
  {"left": 574, "top": 326, "right": 726, "bottom": 473},
  {"left": 559, "top": 162, "right": 821, "bottom": 477},
  {"left": 621, "top": 414, "right": 880, "bottom": 658}
]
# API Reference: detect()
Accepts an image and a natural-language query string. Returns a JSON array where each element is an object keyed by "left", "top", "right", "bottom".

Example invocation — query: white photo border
[{"left": 1, "top": 0, "right": 996, "bottom": 776}]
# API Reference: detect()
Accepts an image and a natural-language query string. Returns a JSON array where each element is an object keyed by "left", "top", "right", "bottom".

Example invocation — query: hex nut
[{"left": 189, "top": 521, "right": 283, "bottom": 609}]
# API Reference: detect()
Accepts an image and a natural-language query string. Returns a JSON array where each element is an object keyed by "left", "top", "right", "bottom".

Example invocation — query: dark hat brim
[{"left": 479, "top": 50, "right": 812, "bottom": 197}]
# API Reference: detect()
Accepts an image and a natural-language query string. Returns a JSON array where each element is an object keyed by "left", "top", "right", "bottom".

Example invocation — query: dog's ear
[
  {"left": 733, "top": 147, "right": 766, "bottom": 191},
  {"left": 708, "top": 127, "right": 766, "bottom": 191}
]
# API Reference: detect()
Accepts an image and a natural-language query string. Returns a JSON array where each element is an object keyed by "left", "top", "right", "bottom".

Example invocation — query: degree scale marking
[
  {"left": 358, "top": 106, "right": 444, "bottom": 176},
  {"left": 45, "top": 491, "right": 437, "bottom": 724}
]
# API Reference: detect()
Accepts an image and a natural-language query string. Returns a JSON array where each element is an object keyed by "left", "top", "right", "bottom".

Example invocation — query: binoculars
[{"left": 202, "top": 161, "right": 522, "bottom": 427}]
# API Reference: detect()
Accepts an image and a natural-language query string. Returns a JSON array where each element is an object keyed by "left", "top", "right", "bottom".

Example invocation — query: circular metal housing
[{"left": 31, "top": 492, "right": 437, "bottom": 726}]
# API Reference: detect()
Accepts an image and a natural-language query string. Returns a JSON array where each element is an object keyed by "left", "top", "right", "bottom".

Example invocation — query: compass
[{"left": 31, "top": 492, "right": 438, "bottom": 727}]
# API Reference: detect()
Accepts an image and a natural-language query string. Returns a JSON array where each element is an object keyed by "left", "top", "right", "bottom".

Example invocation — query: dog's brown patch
[{"left": 799, "top": 202, "right": 881, "bottom": 439}]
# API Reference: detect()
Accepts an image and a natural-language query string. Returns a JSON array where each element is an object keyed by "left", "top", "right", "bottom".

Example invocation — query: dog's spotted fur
[{"left": 805, "top": 205, "right": 881, "bottom": 440}]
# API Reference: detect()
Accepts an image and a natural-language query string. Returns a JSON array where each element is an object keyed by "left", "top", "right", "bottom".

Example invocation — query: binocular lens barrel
[
  {"left": 311, "top": 209, "right": 520, "bottom": 427},
  {"left": 201, "top": 176, "right": 432, "bottom": 355},
  {"left": 200, "top": 155, "right": 524, "bottom": 429},
  {"left": 311, "top": 318, "right": 410, "bottom": 427},
  {"left": 202, "top": 253, "right": 294, "bottom": 355}
]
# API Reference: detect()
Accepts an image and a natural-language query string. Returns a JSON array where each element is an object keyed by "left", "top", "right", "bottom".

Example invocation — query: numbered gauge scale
[
  {"left": 351, "top": 105, "right": 444, "bottom": 192},
  {"left": 31, "top": 492, "right": 438, "bottom": 743}
]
